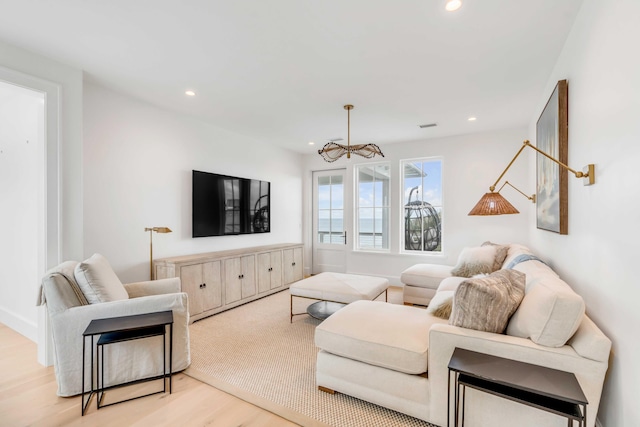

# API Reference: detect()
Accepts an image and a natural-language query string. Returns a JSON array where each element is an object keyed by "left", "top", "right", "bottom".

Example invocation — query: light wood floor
[{"left": 0, "top": 323, "right": 297, "bottom": 427}]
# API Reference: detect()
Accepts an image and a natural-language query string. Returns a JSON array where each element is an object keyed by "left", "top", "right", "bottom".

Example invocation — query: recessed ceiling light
[
  {"left": 308, "top": 141, "right": 315, "bottom": 145},
  {"left": 185, "top": 90, "right": 196, "bottom": 96},
  {"left": 445, "top": 0, "right": 462, "bottom": 12},
  {"left": 468, "top": 117, "right": 477, "bottom": 121}
]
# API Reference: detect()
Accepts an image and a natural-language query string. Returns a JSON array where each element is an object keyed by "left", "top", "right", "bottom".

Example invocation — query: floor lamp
[{"left": 145, "top": 227, "right": 172, "bottom": 279}]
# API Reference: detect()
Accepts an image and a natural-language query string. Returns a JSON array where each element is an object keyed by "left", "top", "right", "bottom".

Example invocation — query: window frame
[
  {"left": 354, "top": 161, "right": 391, "bottom": 253},
  {"left": 399, "top": 156, "right": 444, "bottom": 256}
]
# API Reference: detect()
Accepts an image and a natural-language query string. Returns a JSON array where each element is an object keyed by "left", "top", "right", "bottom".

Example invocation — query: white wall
[
  {"left": 303, "top": 127, "right": 531, "bottom": 284},
  {"left": 83, "top": 83, "right": 304, "bottom": 283},
  {"left": 0, "top": 82, "right": 43, "bottom": 340},
  {"left": 527, "top": 1, "right": 640, "bottom": 426}
]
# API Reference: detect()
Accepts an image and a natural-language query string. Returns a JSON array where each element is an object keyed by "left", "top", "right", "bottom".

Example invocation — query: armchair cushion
[
  {"left": 124, "top": 277, "right": 181, "bottom": 298},
  {"left": 74, "top": 253, "right": 129, "bottom": 303}
]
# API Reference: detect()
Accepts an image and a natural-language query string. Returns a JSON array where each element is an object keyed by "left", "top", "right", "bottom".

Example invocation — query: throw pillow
[
  {"left": 426, "top": 291, "right": 454, "bottom": 319},
  {"left": 481, "top": 241, "right": 509, "bottom": 271},
  {"left": 74, "top": 253, "right": 129, "bottom": 304},
  {"left": 449, "top": 269, "right": 526, "bottom": 334},
  {"left": 450, "top": 246, "right": 498, "bottom": 277}
]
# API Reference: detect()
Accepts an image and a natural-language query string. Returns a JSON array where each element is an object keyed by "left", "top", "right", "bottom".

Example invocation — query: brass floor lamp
[{"left": 145, "top": 227, "right": 172, "bottom": 279}]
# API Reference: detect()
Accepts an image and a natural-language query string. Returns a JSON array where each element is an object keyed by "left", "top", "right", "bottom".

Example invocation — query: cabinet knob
[
  {"left": 292, "top": 262, "right": 296, "bottom": 266},
  {"left": 239, "top": 274, "right": 244, "bottom": 279},
  {"left": 203, "top": 283, "right": 207, "bottom": 288}
]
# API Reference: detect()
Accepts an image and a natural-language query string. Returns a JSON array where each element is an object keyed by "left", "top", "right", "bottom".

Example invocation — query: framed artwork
[{"left": 536, "top": 79, "right": 568, "bottom": 234}]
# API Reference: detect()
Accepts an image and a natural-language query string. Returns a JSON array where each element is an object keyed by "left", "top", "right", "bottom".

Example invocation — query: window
[
  {"left": 401, "top": 158, "right": 442, "bottom": 253},
  {"left": 355, "top": 163, "right": 390, "bottom": 251}
]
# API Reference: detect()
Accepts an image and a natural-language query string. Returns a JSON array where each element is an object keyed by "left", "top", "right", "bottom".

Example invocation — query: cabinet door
[
  {"left": 224, "top": 258, "right": 242, "bottom": 304},
  {"left": 202, "top": 261, "right": 222, "bottom": 311},
  {"left": 181, "top": 264, "right": 204, "bottom": 316},
  {"left": 257, "top": 253, "right": 272, "bottom": 294},
  {"left": 283, "top": 247, "right": 303, "bottom": 284},
  {"left": 240, "top": 255, "right": 256, "bottom": 299},
  {"left": 270, "top": 251, "right": 283, "bottom": 289},
  {"left": 180, "top": 262, "right": 222, "bottom": 317}
]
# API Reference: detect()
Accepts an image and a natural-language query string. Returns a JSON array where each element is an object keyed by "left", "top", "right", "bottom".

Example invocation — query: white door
[{"left": 312, "top": 169, "right": 348, "bottom": 273}]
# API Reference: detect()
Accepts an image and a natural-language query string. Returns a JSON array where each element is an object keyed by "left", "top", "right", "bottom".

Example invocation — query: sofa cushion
[
  {"left": 437, "top": 276, "right": 466, "bottom": 292},
  {"left": 74, "top": 253, "right": 129, "bottom": 304},
  {"left": 315, "top": 300, "right": 447, "bottom": 375},
  {"left": 449, "top": 269, "right": 525, "bottom": 334},
  {"left": 506, "top": 261, "right": 585, "bottom": 347},
  {"left": 501, "top": 243, "right": 534, "bottom": 269},
  {"left": 401, "top": 263, "right": 452, "bottom": 289},
  {"left": 451, "top": 245, "right": 498, "bottom": 277}
]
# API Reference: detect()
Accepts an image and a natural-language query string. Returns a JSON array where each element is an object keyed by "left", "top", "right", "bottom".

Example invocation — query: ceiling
[{"left": 0, "top": 0, "right": 584, "bottom": 154}]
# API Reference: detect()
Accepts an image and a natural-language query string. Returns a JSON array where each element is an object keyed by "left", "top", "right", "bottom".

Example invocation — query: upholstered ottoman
[
  {"left": 314, "top": 300, "right": 448, "bottom": 419},
  {"left": 401, "top": 264, "right": 452, "bottom": 306},
  {"left": 289, "top": 272, "right": 389, "bottom": 322}
]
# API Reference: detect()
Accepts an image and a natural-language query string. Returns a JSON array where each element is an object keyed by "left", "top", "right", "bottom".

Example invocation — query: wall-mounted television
[{"left": 192, "top": 170, "right": 270, "bottom": 237}]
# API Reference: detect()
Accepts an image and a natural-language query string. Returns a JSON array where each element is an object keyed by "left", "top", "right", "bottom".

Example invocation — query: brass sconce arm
[
  {"left": 489, "top": 140, "right": 595, "bottom": 193},
  {"left": 469, "top": 140, "right": 594, "bottom": 216},
  {"left": 498, "top": 181, "right": 536, "bottom": 203}
]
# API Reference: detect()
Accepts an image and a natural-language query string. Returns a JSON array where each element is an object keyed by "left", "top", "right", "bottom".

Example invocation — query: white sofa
[
  {"left": 39, "top": 254, "right": 191, "bottom": 397},
  {"left": 315, "top": 244, "right": 611, "bottom": 427}
]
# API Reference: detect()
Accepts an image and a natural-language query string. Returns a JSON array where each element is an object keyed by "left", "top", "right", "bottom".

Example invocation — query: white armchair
[{"left": 39, "top": 254, "right": 190, "bottom": 397}]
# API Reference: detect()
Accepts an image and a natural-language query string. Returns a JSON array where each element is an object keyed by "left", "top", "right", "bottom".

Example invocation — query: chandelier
[{"left": 318, "top": 105, "right": 385, "bottom": 162}]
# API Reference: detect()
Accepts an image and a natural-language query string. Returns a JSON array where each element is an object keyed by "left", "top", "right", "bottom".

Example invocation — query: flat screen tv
[{"left": 192, "top": 170, "right": 270, "bottom": 237}]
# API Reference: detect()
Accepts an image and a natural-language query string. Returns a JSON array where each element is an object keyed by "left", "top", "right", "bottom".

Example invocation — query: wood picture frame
[{"left": 536, "top": 79, "right": 568, "bottom": 234}]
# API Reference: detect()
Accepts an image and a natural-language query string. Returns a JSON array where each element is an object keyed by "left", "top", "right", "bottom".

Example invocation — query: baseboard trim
[{"left": 0, "top": 307, "right": 37, "bottom": 342}]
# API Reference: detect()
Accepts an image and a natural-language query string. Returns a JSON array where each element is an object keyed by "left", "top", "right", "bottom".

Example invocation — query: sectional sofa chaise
[{"left": 314, "top": 244, "right": 611, "bottom": 427}]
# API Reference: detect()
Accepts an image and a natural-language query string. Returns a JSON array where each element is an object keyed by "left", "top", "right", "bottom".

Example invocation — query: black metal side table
[
  {"left": 447, "top": 348, "right": 587, "bottom": 427},
  {"left": 81, "top": 310, "right": 174, "bottom": 415}
]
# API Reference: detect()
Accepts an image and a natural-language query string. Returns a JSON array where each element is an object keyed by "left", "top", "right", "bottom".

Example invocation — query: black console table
[
  {"left": 81, "top": 310, "right": 174, "bottom": 415},
  {"left": 447, "top": 348, "right": 587, "bottom": 427}
]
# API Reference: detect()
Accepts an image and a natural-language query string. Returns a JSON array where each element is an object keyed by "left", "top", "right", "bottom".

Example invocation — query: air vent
[
  {"left": 419, "top": 123, "right": 437, "bottom": 128},
  {"left": 329, "top": 138, "right": 344, "bottom": 142}
]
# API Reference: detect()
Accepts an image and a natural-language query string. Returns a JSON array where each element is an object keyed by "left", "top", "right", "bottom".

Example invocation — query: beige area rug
[{"left": 185, "top": 288, "right": 438, "bottom": 427}]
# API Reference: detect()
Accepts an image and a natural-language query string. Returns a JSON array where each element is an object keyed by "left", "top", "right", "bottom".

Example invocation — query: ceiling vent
[{"left": 418, "top": 123, "right": 437, "bottom": 128}]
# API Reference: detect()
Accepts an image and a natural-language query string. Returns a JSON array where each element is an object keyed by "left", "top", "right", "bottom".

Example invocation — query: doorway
[
  {"left": 312, "top": 169, "right": 349, "bottom": 273},
  {"left": 0, "top": 66, "right": 60, "bottom": 366}
]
